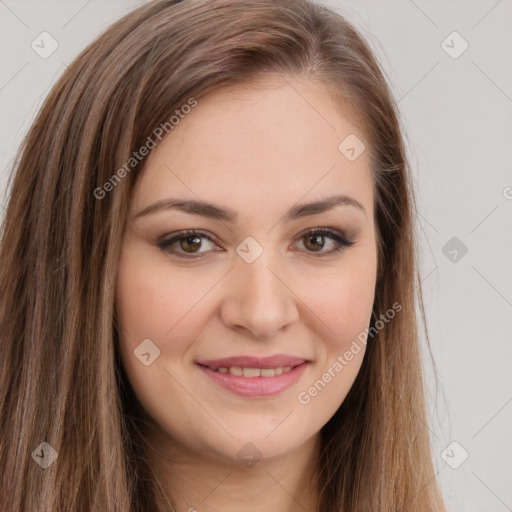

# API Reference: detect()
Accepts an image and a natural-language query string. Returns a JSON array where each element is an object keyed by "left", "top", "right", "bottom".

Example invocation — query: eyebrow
[{"left": 133, "top": 193, "right": 366, "bottom": 223}]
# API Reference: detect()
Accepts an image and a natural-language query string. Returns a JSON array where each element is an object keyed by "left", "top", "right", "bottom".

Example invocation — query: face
[{"left": 115, "top": 76, "right": 378, "bottom": 465}]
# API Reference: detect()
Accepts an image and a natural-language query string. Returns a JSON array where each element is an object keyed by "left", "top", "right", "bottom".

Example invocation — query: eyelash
[{"left": 158, "top": 228, "right": 355, "bottom": 259}]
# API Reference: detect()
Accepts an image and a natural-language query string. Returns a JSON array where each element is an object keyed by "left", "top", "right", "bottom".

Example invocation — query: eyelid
[{"left": 158, "top": 229, "right": 219, "bottom": 254}]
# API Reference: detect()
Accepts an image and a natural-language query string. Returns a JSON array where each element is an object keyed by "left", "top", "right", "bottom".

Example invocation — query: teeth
[
  {"left": 213, "top": 365, "right": 296, "bottom": 377},
  {"left": 242, "top": 367, "right": 260, "bottom": 377}
]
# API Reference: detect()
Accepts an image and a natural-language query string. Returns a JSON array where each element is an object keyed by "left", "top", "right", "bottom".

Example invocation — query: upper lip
[{"left": 196, "top": 355, "right": 309, "bottom": 369}]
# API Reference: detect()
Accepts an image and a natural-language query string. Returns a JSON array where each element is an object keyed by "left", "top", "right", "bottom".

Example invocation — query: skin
[{"left": 115, "top": 75, "right": 378, "bottom": 512}]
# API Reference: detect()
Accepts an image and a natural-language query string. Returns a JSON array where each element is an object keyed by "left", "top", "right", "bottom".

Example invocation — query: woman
[{"left": 0, "top": 0, "right": 447, "bottom": 510}]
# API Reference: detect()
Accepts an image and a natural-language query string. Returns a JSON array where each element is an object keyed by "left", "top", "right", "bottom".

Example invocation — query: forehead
[{"left": 132, "top": 77, "right": 374, "bottom": 223}]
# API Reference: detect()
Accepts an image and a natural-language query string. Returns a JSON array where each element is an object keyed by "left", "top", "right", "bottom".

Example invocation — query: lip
[
  {"left": 196, "top": 355, "right": 310, "bottom": 397},
  {"left": 196, "top": 354, "right": 308, "bottom": 369}
]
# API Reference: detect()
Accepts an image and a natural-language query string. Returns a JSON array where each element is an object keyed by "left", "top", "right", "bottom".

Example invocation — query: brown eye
[
  {"left": 296, "top": 229, "right": 355, "bottom": 257},
  {"left": 303, "top": 234, "right": 326, "bottom": 252},
  {"left": 158, "top": 230, "right": 218, "bottom": 257},
  {"left": 179, "top": 234, "right": 203, "bottom": 253},
  {"left": 158, "top": 228, "right": 355, "bottom": 259}
]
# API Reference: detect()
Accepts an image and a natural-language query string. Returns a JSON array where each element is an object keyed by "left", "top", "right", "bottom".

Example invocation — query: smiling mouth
[
  {"left": 196, "top": 360, "right": 310, "bottom": 397},
  {"left": 197, "top": 364, "right": 299, "bottom": 378}
]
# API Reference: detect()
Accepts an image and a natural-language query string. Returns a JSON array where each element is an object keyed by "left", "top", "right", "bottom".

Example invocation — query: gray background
[{"left": 1, "top": 1, "right": 511, "bottom": 510}]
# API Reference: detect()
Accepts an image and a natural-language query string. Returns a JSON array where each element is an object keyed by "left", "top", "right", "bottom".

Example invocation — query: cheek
[
  {"left": 115, "top": 249, "right": 207, "bottom": 345},
  {"left": 296, "top": 249, "right": 377, "bottom": 351},
  {"left": 114, "top": 247, "right": 218, "bottom": 402},
  {"left": 293, "top": 264, "right": 375, "bottom": 419},
  {"left": 307, "top": 275, "right": 374, "bottom": 335},
  {"left": 114, "top": 251, "right": 203, "bottom": 430}
]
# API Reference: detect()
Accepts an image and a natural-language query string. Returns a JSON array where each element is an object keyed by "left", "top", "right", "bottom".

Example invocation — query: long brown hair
[{"left": 0, "top": 0, "right": 446, "bottom": 510}]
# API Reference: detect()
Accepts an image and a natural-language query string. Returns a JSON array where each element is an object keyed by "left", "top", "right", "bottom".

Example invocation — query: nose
[{"left": 220, "top": 252, "right": 300, "bottom": 339}]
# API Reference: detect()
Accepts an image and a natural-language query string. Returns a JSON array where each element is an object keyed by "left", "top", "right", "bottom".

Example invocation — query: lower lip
[{"left": 197, "top": 362, "right": 309, "bottom": 397}]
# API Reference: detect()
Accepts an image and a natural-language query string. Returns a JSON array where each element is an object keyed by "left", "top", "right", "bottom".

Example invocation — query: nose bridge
[{"left": 221, "top": 244, "right": 298, "bottom": 338}]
